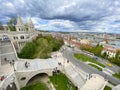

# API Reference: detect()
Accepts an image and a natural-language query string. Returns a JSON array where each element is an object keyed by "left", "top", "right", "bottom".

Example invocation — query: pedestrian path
[
  {"left": 64, "top": 63, "right": 86, "bottom": 89},
  {"left": 15, "top": 58, "right": 59, "bottom": 72},
  {"left": 0, "top": 41, "right": 17, "bottom": 65}
]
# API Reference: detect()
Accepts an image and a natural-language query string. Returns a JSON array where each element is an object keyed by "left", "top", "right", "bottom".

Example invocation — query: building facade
[{"left": 102, "top": 45, "right": 120, "bottom": 58}]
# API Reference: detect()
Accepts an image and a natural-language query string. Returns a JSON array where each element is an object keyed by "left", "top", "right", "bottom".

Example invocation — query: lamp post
[
  {"left": 67, "top": 80, "right": 72, "bottom": 90},
  {"left": 10, "top": 60, "right": 15, "bottom": 71},
  {"left": 53, "top": 67, "right": 58, "bottom": 85}
]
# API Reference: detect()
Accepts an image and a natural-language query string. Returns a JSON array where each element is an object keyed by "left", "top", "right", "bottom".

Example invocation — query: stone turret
[
  {"left": 16, "top": 16, "right": 26, "bottom": 31},
  {"left": 27, "top": 18, "right": 35, "bottom": 31}
]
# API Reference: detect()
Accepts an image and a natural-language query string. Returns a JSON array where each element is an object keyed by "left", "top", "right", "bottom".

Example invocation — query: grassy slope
[
  {"left": 50, "top": 73, "right": 76, "bottom": 90},
  {"left": 20, "top": 81, "right": 49, "bottom": 90},
  {"left": 88, "top": 63, "right": 102, "bottom": 71},
  {"left": 74, "top": 53, "right": 105, "bottom": 68},
  {"left": 113, "top": 73, "right": 120, "bottom": 79},
  {"left": 104, "top": 86, "right": 111, "bottom": 90}
]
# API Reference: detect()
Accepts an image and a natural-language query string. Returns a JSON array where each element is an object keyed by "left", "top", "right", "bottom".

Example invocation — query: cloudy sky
[{"left": 0, "top": 0, "right": 120, "bottom": 33}]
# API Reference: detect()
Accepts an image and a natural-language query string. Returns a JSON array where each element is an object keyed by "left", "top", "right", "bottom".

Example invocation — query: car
[
  {"left": 106, "top": 62, "right": 112, "bottom": 67},
  {"left": 2, "top": 35, "right": 10, "bottom": 41}
]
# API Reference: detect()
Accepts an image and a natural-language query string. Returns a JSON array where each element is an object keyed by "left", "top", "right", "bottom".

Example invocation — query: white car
[{"left": 2, "top": 35, "right": 9, "bottom": 41}]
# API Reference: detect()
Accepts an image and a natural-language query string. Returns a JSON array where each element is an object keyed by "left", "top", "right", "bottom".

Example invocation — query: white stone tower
[
  {"left": 28, "top": 18, "right": 35, "bottom": 31},
  {"left": 16, "top": 16, "right": 26, "bottom": 31}
]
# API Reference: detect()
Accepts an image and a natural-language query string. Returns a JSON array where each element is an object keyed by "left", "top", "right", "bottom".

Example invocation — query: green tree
[
  {"left": 18, "top": 35, "right": 64, "bottom": 59},
  {"left": 7, "top": 18, "right": 17, "bottom": 31},
  {"left": 0, "top": 22, "right": 4, "bottom": 30},
  {"left": 114, "top": 50, "right": 120, "bottom": 66},
  {"left": 18, "top": 42, "right": 36, "bottom": 58}
]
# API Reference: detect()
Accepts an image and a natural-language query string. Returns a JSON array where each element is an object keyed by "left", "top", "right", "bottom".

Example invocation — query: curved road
[{"left": 62, "top": 47, "right": 120, "bottom": 85}]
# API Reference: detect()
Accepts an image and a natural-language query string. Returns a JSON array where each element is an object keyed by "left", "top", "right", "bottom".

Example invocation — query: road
[
  {"left": 73, "top": 47, "right": 120, "bottom": 74},
  {"left": 62, "top": 46, "right": 120, "bottom": 85}
]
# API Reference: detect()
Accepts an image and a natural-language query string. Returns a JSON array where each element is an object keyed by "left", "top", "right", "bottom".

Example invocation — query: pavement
[
  {"left": 80, "top": 74, "right": 107, "bottom": 90},
  {"left": 0, "top": 40, "right": 17, "bottom": 89},
  {"left": 64, "top": 63, "right": 86, "bottom": 89},
  {"left": 0, "top": 40, "right": 17, "bottom": 74},
  {"left": 0, "top": 41, "right": 17, "bottom": 65},
  {"left": 15, "top": 58, "right": 59, "bottom": 72}
]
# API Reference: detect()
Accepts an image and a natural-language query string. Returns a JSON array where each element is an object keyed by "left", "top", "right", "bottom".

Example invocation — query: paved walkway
[
  {"left": 64, "top": 63, "right": 86, "bottom": 89},
  {"left": 0, "top": 41, "right": 17, "bottom": 65},
  {"left": 16, "top": 58, "right": 59, "bottom": 72}
]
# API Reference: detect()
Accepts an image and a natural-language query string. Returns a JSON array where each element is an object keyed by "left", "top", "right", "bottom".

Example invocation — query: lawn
[
  {"left": 113, "top": 73, "right": 120, "bottom": 79},
  {"left": 104, "top": 86, "right": 111, "bottom": 90},
  {"left": 88, "top": 63, "right": 103, "bottom": 71},
  {"left": 74, "top": 53, "right": 105, "bottom": 68},
  {"left": 20, "top": 81, "right": 49, "bottom": 90},
  {"left": 108, "top": 81, "right": 116, "bottom": 86},
  {"left": 50, "top": 73, "right": 76, "bottom": 90}
]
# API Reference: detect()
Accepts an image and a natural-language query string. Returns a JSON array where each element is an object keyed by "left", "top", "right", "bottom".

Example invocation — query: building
[
  {"left": 80, "top": 39, "right": 91, "bottom": 45},
  {"left": 102, "top": 44, "right": 120, "bottom": 58},
  {"left": 0, "top": 15, "right": 39, "bottom": 52},
  {"left": 15, "top": 15, "right": 36, "bottom": 32},
  {"left": 16, "top": 16, "right": 26, "bottom": 32}
]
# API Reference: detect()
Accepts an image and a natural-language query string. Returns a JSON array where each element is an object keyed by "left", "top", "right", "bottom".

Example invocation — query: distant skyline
[{"left": 0, "top": 0, "right": 120, "bottom": 33}]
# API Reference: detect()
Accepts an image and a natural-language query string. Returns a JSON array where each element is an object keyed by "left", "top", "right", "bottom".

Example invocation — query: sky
[{"left": 0, "top": 0, "right": 120, "bottom": 33}]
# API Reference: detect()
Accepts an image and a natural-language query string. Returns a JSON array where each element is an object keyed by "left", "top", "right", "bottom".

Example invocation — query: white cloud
[{"left": 0, "top": 0, "right": 120, "bottom": 33}]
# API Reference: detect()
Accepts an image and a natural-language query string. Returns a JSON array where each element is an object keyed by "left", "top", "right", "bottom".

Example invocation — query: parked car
[
  {"left": 106, "top": 62, "right": 112, "bottom": 67},
  {"left": 2, "top": 35, "right": 9, "bottom": 41}
]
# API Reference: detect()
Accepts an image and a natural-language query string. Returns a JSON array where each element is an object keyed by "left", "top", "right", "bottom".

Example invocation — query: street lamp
[
  {"left": 10, "top": 60, "right": 15, "bottom": 71},
  {"left": 67, "top": 80, "right": 72, "bottom": 90},
  {"left": 53, "top": 67, "right": 58, "bottom": 85}
]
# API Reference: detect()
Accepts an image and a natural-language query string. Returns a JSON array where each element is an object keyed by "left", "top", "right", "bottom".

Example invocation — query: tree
[
  {"left": 18, "top": 42, "right": 36, "bottom": 58},
  {"left": 114, "top": 50, "right": 120, "bottom": 66},
  {"left": 7, "top": 18, "right": 17, "bottom": 31},
  {"left": 0, "top": 22, "right": 4, "bottom": 30}
]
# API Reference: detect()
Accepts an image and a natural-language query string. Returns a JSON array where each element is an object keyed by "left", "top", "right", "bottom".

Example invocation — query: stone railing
[
  {"left": 0, "top": 72, "right": 20, "bottom": 90},
  {"left": 0, "top": 31, "right": 39, "bottom": 35}
]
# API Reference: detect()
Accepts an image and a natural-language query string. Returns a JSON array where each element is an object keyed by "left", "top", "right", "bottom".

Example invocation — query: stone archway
[
  {"left": 6, "top": 82, "right": 17, "bottom": 90},
  {"left": 26, "top": 73, "right": 49, "bottom": 86},
  {"left": 20, "top": 36, "right": 24, "bottom": 39}
]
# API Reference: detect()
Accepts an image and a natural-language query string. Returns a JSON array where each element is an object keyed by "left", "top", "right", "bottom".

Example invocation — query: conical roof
[
  {"left": 16, "top": 15, "right": 23, "bottom": 26},
  {"left": 28, "top": 18, "right": 34, "bottom": 26}
]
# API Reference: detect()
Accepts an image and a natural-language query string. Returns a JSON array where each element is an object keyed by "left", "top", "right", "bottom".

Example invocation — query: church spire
[
  {"left": 16, "top": 15, "right": 23, "bottom": 26},
  {"left": 27, "top": 18, "right": 35, "bottom": 31},
  {"left": 16, "top": 15, "right": 26, "bottom": 31},
  {"left": 28, "top": 18, "right": 33, "bottom": 26}
]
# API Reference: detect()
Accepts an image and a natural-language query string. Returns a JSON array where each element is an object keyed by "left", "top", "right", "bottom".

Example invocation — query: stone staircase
[{"left": 64, "top": 64, "right": 86, "bottom": 89}]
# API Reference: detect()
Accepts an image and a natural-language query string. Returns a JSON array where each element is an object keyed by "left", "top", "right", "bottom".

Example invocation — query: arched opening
[
  {"left": 20, "top": 36, "right": 24, "bottom": 39},
  {"left": 26, "top": 73, "right": 48, "bottom": 86},
  {"left": 21, "top": 77, "right": 26, "bottom": 81},
  {"left": 6, "top": 82, "right": 17, "bottom": 90}
]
